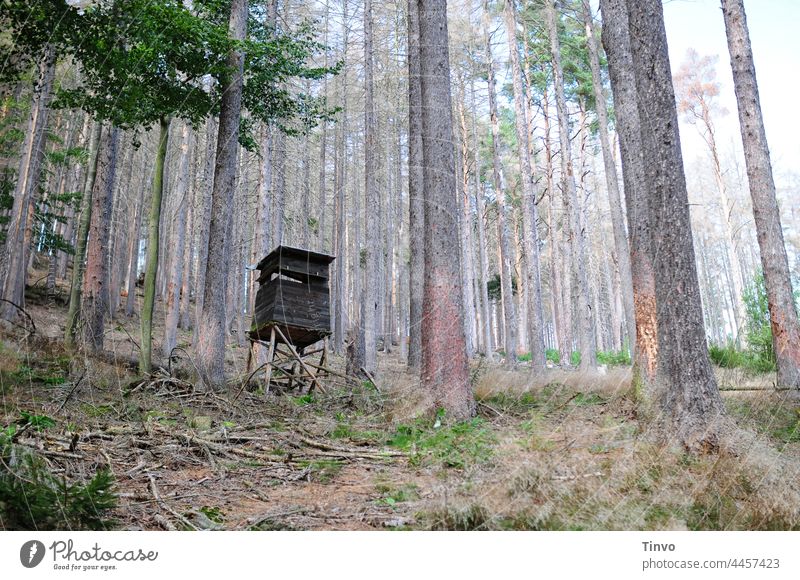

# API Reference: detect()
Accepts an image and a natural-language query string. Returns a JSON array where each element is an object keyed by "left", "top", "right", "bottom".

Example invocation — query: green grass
[
  {"left": 386, "top": 417, "right": 495, "bottom": 469},
  {"left": 709, "top": 343, "right": 776, "bottom": 373}
]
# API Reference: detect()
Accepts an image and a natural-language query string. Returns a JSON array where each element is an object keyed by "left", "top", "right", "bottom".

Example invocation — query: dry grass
[{"left": 2, "top": 283, "right": 799, "bottom": 531}]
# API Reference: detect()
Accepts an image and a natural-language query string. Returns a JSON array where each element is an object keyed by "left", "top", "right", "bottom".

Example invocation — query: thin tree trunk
[
  {"left": 407, "top": 0, "right": 424, "bottom": 370},
  {"left": 600, "top": 0, "right": 658, "bottom": 393},
  {"left": 125, "top": 165, "right": 146, "bottom": 317},
  {"left": 163, "top": 122, "right": 191, "bottom": 358},
  {"left": 362, "top": 0, "right": 378, "bottom": 376},
  {"left": 0, "top": 47, "right": 56, "bottom": 321},
  {"left": 483, "top": 0, "right": 518, "bottom": 367},
  {"left": 65, "top": 121, "right": 102, "bottom": 348},
  {"left": 470, "top": 80, "right": 492, "bottom": 356},
  {"left": 80, "top": 124, "right": 120, "bottom": 352},
  {"left": 504, "top": 0, "right": 545, "bottom": 370},
  {"left": 139, "top": 117, "right": 171, "bottom": 373},
  {"left": 582, "top": 0, "right": 636, "bottom": 355},
  {"left": 721, "top": 0, "right": 800, "bottom": 389},
  {"left": 546, "top": 0, "right": 596, "bottom": 370},
  {"left": 196, "top": 0, "right": 248, "bottom": 388}
]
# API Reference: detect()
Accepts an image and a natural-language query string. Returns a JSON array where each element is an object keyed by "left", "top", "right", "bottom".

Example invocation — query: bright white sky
[{"left": 659, "top": 0, "right": 800, "bottom": 177}]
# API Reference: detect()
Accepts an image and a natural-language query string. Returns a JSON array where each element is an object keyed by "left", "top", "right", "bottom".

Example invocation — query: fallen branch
[{"left": 148, "top": 474, "right": 197, "bottom": 531}]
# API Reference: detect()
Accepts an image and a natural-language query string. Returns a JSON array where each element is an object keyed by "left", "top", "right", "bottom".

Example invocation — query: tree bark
[
  {"left": 196, "top": 0, "right": 248, "bottom": 388},
  {"left": 600, "top": 0, "right": 658, "bottom": 392},
  {"left": 362, "top": 0, "right": 378, "bottom": 376},
  {"left": 163, "top": 122, "right": 192, "bottom": 359},
  {"left": 407, "top": 0, "right": 424, "bottom": 370},
  {"left": 0, "top": 47, "right": 56, "bottom": 321},
  {"left": 80, "top": 124, "right": 120, "bottom": 352},
  {"left": 418, "top": 0, "right": 474, "bottom": 419},
  {"left": 626, "top": 0, "right": 724, "bottom": 448},
  {"left": 721, "top": 0, "right": 800, "bottom": 389},
  {"left": 140, "top": 116, "right": 171, "bottom": 373},
  {"left": 582, "top": 0, "right": 636, "bottom": 356},
  {"left": 65, "top": 121, "right": 102, "bottom": 348}
]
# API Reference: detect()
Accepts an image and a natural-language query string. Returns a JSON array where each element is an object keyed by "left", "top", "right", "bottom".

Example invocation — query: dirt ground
[{"left": 2, "top": 280, "right": 800, "bottom": 531}]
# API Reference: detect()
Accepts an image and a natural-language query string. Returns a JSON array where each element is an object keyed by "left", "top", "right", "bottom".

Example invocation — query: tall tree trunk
[
  {"left": 626, "top": 0, "right": 724, "bottom": 448},
  {"left": 483, "top": 0, "right": 518, "bottom": 367},
  {"left": 418, "top": 0, "right": 474, "bottom": 419},
  {"left": 163, "top": 122, "right": 192, "bottom": 358},
  {"left": 140, "top": 117, "right": 171, "bottom": 374},
  {"left": 332, "top": 0, "right": 349, "bottom": 355},
  {"left": 125, "top": 167, "right": 146, "bottom": 317},
  {"left": 0, "top": 47, "right": 56, "bottom": 321},
  {"left": 721, "top": 0, "right": 800, "bottom": 389},
  {"left": 456, "top": 78, "right": 478, "bottom": 358},
  {"left": 470, "top": 80, "right": 493, "bottom": 356},
  {"left": 65, "top": 121, "right": 102, "bottom": 348},
  {"left": 600, "top": 0, "right": 658, "bottom": 393},
  {"left": 546, "top": 0, "right": 596, "bottom": 370},
  {"left": 407, "top": 0, "right": 424, "bottom": 370},
  {"left": 504, "top": 0, "right": 545, "bottom": 370},
  {"left": 80, "top": 124, "right": 120, "bottom": 352},
  {"left": 193, "top": 116, "right": 218, "bottom": 345},
  {"left": 362, "top": 0, "right": 378, "bottom": 376},
  {"left": 582, "top": 0, "right": 636, "bottom": 355},
  {"left": 197, "top": 0, "right": 248, "bottom": 388}
]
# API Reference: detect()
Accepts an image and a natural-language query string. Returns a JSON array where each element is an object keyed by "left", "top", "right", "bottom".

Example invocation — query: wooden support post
[
  {"left": 273, "top": 325, "right": 327, "bottom": 394},
  {"left": 263, "top": 326, "right": 276, "bottom": 396}
]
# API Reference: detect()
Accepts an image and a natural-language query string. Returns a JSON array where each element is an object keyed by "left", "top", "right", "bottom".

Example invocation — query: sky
[{"left": 659, "top": 0, "right": 800, "bottom": 178}]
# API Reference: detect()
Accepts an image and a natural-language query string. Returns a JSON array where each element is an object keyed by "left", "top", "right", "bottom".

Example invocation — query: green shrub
[
  {"left": 742, "top": 272, "right": 777, "bottom": 372},
  {"left": 0, "top": 426, "right": 117, "bottom": 530},
  {"left": 546, "top": 349, "right": 560, "bottom": 364},
  {"left": 596, "top": 349, "right": 631, "bottom": 366}
]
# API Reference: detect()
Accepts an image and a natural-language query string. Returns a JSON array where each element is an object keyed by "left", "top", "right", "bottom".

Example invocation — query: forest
[{"left": 0, "top": 0, "right": 799, "bottom": 532}]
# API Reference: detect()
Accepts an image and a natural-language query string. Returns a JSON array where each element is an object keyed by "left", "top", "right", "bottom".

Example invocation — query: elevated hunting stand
[{"left": 247, "top": 245, "right": 336, "bottom": 395}]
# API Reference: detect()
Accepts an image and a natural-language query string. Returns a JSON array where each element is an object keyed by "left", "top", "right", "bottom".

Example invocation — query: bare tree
[{"left": 721, "top": 0, "right": 800, "bottom": 389}]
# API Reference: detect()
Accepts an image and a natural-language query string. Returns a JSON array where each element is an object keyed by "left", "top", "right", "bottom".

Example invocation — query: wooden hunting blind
[
  {"left": 244, "top": 245, "right": 336, "bottom": 397},
  {"left": 250, "top": 245, "right": 335, "bottom": 349}
]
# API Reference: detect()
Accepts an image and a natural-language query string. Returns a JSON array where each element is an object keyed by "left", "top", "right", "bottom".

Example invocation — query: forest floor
[{"left": 2, "top": 278, "right": 800, "bottom": 531}]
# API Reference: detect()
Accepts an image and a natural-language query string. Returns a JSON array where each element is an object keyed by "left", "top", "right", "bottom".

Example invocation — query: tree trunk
[
  {"left": 470, "top": 80, "right": 493, "bottom": 356},
  {"left": 546, "top": 0, "right": 596, "bottom": 370},
  {"left": 362, "top": 0, "right": 378, "bottom": 376},
  {"left": 626, "top": 0, "right": 724, "bottom": 448},
  {"left": 483, "top": 0, "right": 518, "bottom": 367},
  {"left": 503, "top": 0, "right": 546, "bottom": 370},
  {"left": 407, "top": 0, "right": 424, "bottom": 370},
  {"left": 140, "top": 117, "right": 171, "bottom": 373},
  {"left": 163, "top": 122, "right": 192, "bottom": 359},
  {"left": 418, "top": 0, "right": 474, "bottom": 419},
  {"left": 582, "top": 0, "right": 636, "bottom": 356},
  {"left": 65, "top": 121, "right": 102, "bottom": 348},
  {"left": 125, "top": 166, "right": 146, "bottom": 317},
  {"left": 80, "top": 124, "right": 120, "bottom": 352},
  {"left": 196, "top": 0, "right": 248, "bottom": 388},
  {"left": 600, "top": 0, "right": 658, "bottom": 393},
  {"left": 0, "top": 47, "right": 56, "bottom": 321},
  {"left": 721, "top": 0, "right": 800, "bottom": 389}
]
